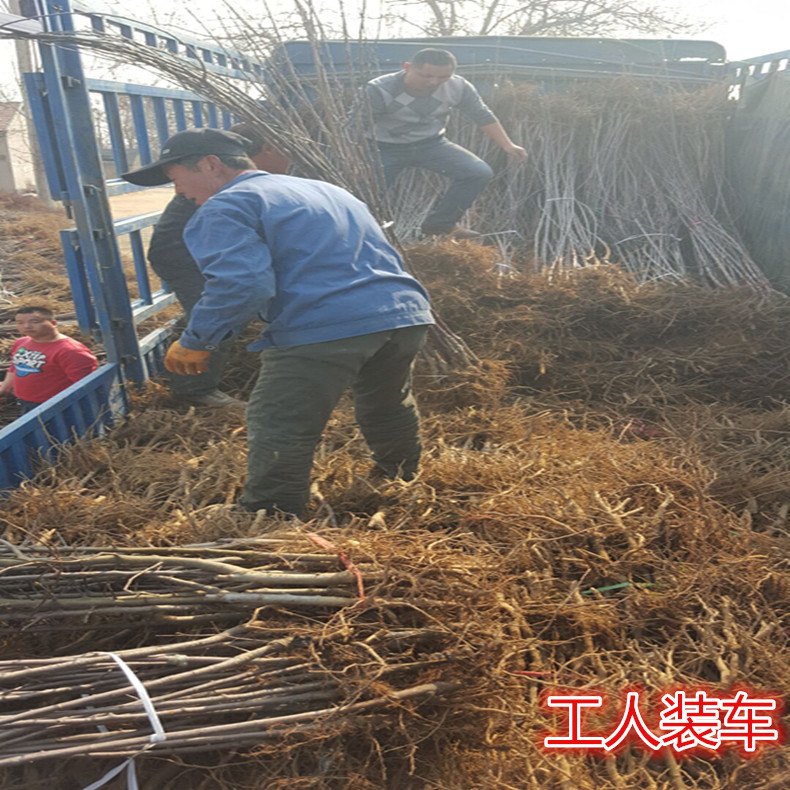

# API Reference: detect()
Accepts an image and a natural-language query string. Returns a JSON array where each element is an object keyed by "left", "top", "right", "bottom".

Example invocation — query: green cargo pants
[{"left": 239, "top": 325, "right": 429, "bottom": 515}]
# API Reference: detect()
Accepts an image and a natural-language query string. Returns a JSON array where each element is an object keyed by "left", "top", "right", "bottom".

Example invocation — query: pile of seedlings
[
  {"left": 0, "top": 536, "right": 461, "bottom": 771},
  {"left": 0, "top": 20, "right": 787, "bottom": 787},
  {"left": 0, "top": 194, "right": 73, "bottom": 328},
  {"left": 0, "top": 236, "right": 787, "bottom": 789},
  {"left": 396, "top": 81, "right": 766, "bottom": 288},
  {"left": 4, "top": 19, "right": 773, "bottom": 288}
]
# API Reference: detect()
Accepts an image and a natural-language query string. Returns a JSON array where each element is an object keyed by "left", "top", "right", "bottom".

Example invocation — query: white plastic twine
[
  {"left": 82, "top": 651, "right": 167, "bottom": 790},
  {"left": 82, "top": 759, "right": 138, "bottom": 790}
]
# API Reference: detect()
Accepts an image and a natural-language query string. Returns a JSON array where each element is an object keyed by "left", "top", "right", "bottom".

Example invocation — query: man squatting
[
  {"left": 364, "top": 48, "right": 527, "bottom": 237},
  {"left": 123, "top": 128, "right": 434, "bottom": 517}
]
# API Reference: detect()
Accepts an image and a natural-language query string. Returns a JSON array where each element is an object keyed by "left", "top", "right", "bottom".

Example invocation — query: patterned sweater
[{"left": 364, "top": 71, "right": 497, "bottom": 145}]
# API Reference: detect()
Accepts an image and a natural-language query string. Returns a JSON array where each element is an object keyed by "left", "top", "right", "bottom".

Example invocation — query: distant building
[{"left": 0, "top": 102, "right": 35, "bottom": 193}]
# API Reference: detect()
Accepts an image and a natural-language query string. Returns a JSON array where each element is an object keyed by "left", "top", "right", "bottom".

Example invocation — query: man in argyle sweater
[{"left": 364, "top": 48, "right": 526, "bottom": 237}]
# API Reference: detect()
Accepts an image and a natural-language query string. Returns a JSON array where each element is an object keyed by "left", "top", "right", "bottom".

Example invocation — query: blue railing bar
[
  {"left": 23, "top": 438, "right": 53, "bottom": 468},
  {"left": 37, "top": 0, "right": 67, "bottom": 33},
  {"left": 114, "top": 211, "right": 163, "bottom": 235},
  {"left": 0, "top": 441, "right": 32, "bottom": 484},
  {"left": 192, "top": 100, "right": 203, "bottom": 127},
  {"left": 139, "top": 324, "right": 175, "bottom": 356},
  {"left": 88, "top": 10, "right": 103, "bottom": 33},
  {"left": 65, "top": 399, "right": 87, "bottom": 436},
  {"left": 101, "top": 91, "right": 129, "bottom": 176},
  {"left": 106, "top": 179, "right": 164, "bottom": 197},
  {"left": 173, "top": 98, "right": 187, "bottom": 131},
  {"left": 206, "top": 103, "right": 219, "bottom": 128},
  {"left": 0, "top": 9, "right": 43, "bottom": 35},
  {"left": 85, "top": 78, "right": 207, "bottom": 102},
  {"left": 132, "top": 292, "right": 178, "bottom": 324},
  {"left": 128, "top": 93, "right": 151, "bottom": 165},
  {"left": 152, "top": 96, "right": 170, "bottom": 147},
  {"left": 129, "top": 229, "right": 153, "bottom": 304},
  {"left": 77, "top": 392, "right": 97, "bottom": 431},
  {"left": 60, "top": 228, "right": 96, "bottom": 332},
  {"left": 22, "top": 72, "right": 67, "bottom": 201},
  {"left": 48, "top": 409, "right": 70, "bottom": 443},
  {"left": 139, "top": 325, "right": 174, "bottom": 379}
]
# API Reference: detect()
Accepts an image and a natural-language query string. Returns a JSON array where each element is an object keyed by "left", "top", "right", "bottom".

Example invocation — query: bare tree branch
[{"left": 382, "top": 0, "right": 697, "bottom": 38}]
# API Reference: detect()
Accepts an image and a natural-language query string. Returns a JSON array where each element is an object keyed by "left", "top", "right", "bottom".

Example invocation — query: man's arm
[
  {"left": 59, "top": 344, "right": 99, "bottom": 384},
  {"left": 480, "top": 121, "right": 527, "bottom": 162},
  {"left": 457, "top": 78, "right": 527, "bottom": 162},
  {"left": 178, "top": 198, "right": 276, "bottom": 352},
  {"left": 0, "top": 369, "right": 15, "bottom": 396},
  {"left": 148, "top": 195, "right": 199, "bottom": 275},
  {"left": 148, "top": 196, "right": 205, "bottom": 314}
]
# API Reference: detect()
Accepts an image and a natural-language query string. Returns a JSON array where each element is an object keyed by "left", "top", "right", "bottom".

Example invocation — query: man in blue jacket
[{"left": 123, "top": 127, "right": 434, "bottom": 517}]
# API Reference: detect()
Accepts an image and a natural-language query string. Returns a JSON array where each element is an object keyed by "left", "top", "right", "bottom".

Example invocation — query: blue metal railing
[
  {"left": 71, "top": 0, "right": 267, "bottom": 82},
  {"left": 0, "top": 364, "right": 120, "bottom": 490},
  {"left": 729, "top": 49, "right": 790, "bottom": 85},
  {"left": 84, "top": 78, "right": 236, "bottom": 196},
  {"left": 1, "top": 0, "right": 263, "bottom": 490},
  {"left": 268, "top": 36, "right": 729, "bottom": 85}
]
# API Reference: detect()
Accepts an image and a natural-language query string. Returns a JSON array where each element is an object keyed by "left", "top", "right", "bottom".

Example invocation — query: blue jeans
[
  {"left": 378, "top": 135, "right": 494, "bottom": 234},
  {"left": 240, "top": 325, "right": 428, "bottom": 515}
]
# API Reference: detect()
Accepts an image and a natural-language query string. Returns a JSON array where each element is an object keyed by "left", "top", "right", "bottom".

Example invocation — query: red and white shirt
[{"left": 11, "top": 335, "right": 98, "bottom": 403}]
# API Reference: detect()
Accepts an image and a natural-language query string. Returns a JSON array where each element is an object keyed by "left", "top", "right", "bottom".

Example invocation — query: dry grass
[{"left": 0, "top": 217, "right": 788, "bottom": 789}]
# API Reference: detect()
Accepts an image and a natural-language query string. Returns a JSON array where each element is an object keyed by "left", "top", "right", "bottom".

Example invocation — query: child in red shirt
[{"left": 0, "top": 306, "right": 98, "bottom": 415}]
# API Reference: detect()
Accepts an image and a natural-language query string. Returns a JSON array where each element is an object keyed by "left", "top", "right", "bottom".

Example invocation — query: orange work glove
[{"left": 164, "top": 340, "right": 211, "bottom": 376}]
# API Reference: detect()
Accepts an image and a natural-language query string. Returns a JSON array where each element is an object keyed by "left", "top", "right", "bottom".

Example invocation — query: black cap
[{"left": 121, "top": 128, "right": 250, "bottom": 187}]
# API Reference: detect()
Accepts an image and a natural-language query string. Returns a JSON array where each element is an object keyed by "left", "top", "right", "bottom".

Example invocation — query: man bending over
[{"left": 123, "top": 128, "right": 434, "bottom": 517}]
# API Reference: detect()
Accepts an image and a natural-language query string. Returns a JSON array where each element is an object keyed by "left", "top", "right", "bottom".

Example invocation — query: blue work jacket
[{"left": 180, "top": 171, "right": 433, "bottom": 351}]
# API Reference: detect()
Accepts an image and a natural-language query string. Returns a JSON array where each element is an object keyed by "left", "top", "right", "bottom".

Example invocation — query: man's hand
[
  {"left": 165, "top": 341, "right": 211, "bottom": 376},
  {"left": 480, "top": 122, "right": 528, "bottom": 163},
  {"left": 0, "top": 374, "right": 14, "bottom": 397},
  {"left": 503, "top": 143, "right": 528, "bottom": 162}
]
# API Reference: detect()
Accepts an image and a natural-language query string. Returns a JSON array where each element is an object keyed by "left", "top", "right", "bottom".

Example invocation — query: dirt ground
[
  {"left": 107, "top": 186, "right": 173, "bottom": 219},
  {"left": 107, "top": 186, "right": 174, "bottom": 258}
]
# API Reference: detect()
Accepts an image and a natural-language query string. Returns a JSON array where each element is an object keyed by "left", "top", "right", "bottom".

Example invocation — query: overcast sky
[
  {"left": 693, "top": 0, "right": 789, "bottom": 59},
  {"left": 97, "top": 0, "right": 790, "bottom": 61},
  {"left": 93, "top": 0, "right": 790, "bottom": 61}
]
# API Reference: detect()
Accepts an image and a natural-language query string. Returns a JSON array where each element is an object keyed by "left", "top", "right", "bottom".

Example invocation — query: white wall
[{"left": 0, "top": 110, "right": 35, "bottom": 192}]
